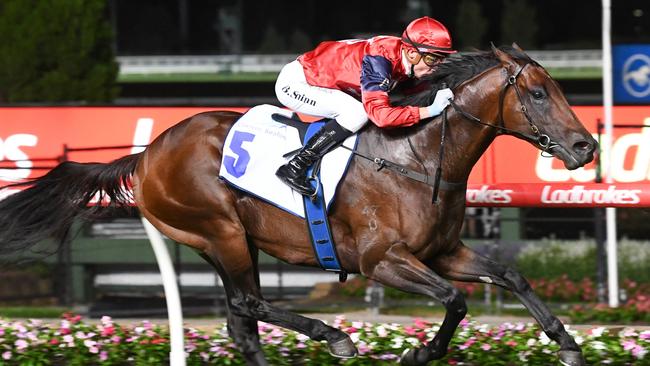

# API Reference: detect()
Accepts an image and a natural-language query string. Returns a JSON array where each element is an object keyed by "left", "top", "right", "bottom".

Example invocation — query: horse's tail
[{"left": 0, "top": 153, "right": 142, "bottom": 259}]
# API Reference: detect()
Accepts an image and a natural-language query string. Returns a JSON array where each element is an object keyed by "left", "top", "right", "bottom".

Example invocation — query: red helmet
[{"left": 402, "top": 17, "right": 456, "bottom": 54}]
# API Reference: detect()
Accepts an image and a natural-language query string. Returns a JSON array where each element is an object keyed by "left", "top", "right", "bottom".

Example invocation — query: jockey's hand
[{"left": 426, "top": 88, "right": 454, "bottom": 117}]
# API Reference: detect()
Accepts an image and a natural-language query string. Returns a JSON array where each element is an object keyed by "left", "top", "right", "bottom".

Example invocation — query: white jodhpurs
[{"left": 274, "top": 60, "right": 368, "bottom": 133}]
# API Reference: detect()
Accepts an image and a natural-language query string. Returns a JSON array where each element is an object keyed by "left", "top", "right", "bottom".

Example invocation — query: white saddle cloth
[{"left": 219, "top": 104, "right": 358, "bottom": 218}]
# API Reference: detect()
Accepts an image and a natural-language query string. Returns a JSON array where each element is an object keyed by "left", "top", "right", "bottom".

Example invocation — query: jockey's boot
[{"left": 276, "top": 119, "right": 352, "bottom": 196}]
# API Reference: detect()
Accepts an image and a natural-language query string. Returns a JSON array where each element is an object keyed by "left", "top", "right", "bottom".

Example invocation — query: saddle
[{"left": 219, "top": 104, "right": 358, "bottom": 281}]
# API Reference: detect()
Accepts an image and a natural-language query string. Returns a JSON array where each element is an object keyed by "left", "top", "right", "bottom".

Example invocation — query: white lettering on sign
[
  {"left": 540, "top": 185, "right": 641, "bottom": 205},
  {"left": 466, "top": 185, "right": 513, "bottom": 204},
  {"left": 0, "top": 134, "right": 38, "bottom": 181},
  {"left": 536, "top": 119, "right": 650, "bottom": 183}
]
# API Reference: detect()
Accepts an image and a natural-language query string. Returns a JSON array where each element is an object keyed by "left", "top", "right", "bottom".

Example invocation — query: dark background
[{"left": 109, "top": 0, "right": 650, "bottom": 55}]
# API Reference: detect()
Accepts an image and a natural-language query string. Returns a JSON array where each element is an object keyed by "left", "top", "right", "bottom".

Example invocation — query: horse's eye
[{"left": 532, "top": 90, "right": 545, "bottom": 100}]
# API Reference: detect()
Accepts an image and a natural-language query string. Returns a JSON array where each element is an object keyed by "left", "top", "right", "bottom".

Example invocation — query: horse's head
[{"left": 490, "top": 44, "right": 597, "bottom": 169}]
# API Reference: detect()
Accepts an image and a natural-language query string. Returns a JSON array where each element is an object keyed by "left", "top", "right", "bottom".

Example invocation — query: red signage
[
  {"left": 466, "top": 183, "right": 650, "bottom": 207},
  {"left": 0, "top": 106, "right": 649, "bottom": 192}
]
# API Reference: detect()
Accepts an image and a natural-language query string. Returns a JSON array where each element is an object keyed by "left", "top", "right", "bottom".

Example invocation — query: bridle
[
  {"left": 340, "top": 59, "right": 563, "bottom": 204},
  {"left": 449, "top": 61, "right": 560, "bottom": 152}
]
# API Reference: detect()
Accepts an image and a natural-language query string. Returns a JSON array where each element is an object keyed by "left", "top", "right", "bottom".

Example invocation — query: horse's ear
[
  {"left": 491, "top": 42, "right": 518, "bottom": 72},
  {"left": 511, "top": 42, "right": 524, "bottom": 52},
  {"left": 490, "top": 42, "right": 499, "bottom": 55}
]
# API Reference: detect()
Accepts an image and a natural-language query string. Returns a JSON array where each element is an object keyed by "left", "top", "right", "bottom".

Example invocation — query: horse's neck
[{"left": 406, "top": 69, "right": 503, "bottom": 184}]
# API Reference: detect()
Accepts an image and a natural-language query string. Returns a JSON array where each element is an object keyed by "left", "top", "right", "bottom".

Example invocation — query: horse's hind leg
[
  {"left": 201, "top": 232, "right": 358, "bottom": 360},
  {"left": 199, "top": 251, "right": 266, "bottom": 366},
  {"left": 362, "top": 242, "right": 467, "bottom": 366},
  {"left": 431, "top": 242, "right": 586, "bottom": 366}
]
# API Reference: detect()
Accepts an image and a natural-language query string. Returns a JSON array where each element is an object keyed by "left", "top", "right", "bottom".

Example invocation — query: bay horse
[{"left": 0, "top": 45, "right": 595, "bottom": 366}]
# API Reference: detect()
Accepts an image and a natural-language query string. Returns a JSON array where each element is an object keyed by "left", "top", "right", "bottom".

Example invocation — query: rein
[{"left": 340, "top": 62, "right": 562, "bottom": 204}]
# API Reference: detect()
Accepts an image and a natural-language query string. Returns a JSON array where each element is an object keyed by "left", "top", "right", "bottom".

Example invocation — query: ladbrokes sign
[
  {"left": 466, "top": 183, "right": 650, "bottom": 207},
  {"left": 0, "top": 106, "right": 648, "bottom": 189}
]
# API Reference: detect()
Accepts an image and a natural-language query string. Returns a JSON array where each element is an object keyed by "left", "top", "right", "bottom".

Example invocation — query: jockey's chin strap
[{"left": 449, "top": 62, "right": 560, "bottom": 154}]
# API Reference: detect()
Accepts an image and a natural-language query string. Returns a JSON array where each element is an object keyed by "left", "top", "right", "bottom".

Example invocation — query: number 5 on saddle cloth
[{"left": 218, "top": 104, "right": 358, "bottom": 281}]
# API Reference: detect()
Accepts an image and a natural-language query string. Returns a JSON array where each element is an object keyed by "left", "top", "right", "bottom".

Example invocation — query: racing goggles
[{"left": 419, "top": 51, "right": 446, "bottom": 67}]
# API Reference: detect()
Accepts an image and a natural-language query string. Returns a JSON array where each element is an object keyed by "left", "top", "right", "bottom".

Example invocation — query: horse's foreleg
[
  {"left": 431, "top": 242, "right": 586, "bottom": 366},
  {"left": 363, "top": 242, "right": 467, "bottom": 366}
]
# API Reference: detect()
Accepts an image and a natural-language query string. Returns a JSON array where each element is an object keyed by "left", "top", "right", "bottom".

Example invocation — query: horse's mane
[{"left": 393, "top": 46, "right": 533, "bottom": 107}]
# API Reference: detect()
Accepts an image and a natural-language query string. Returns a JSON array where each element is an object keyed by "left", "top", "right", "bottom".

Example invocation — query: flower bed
[
  {"left": 0, "top": 314, "right": 647, "bottom": 365},
  {"left": 342, "top": 276, "right": 650, "bottom": 304},
  {"left": 570, "top": 294, "right": 650, "bottom": 324}
]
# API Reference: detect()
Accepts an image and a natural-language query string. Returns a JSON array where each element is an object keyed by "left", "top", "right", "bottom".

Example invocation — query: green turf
[
  {"left": 547, "top": 67, "right": 602, "bottom": 79},
  {"left": 0, "top": 306, "right": 70, "bottom": 318},
  {"left": 118, "top": 72, "right": 279, "bottom": 83}
]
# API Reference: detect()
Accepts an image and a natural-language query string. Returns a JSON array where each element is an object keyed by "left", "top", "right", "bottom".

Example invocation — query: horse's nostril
[{"left": 572, "top": 140, "right": 594, "bottom": 155}]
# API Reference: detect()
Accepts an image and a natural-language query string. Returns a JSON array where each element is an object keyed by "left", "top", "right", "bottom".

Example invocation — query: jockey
[{"left": 275, "top": 16, "right": 457, "bottom": 196}]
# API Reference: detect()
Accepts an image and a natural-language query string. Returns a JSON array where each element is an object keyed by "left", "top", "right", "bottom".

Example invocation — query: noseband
[{"left": 449, "top": 62, "right": 559, "bottom": 152}]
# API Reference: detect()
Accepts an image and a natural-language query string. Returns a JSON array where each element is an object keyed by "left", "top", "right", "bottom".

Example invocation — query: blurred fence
[{"left": 117, "top": 50, "right": 602, "bottom": 75}]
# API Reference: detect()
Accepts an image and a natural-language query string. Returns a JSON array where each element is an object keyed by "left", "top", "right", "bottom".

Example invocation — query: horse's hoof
[
  {"left": 558, "top": 350, "right": 586, "bottom": 366},
  {"left": 327, "top": 337, "right": 357, "bottom": 359},
  {"left": 399, "top": 348, "right": 428, "bottom": 366}
]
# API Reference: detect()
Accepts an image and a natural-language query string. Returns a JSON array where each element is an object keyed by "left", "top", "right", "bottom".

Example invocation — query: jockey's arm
[{"left": 360, "top": 55, "right": 421, "bottom": 128}]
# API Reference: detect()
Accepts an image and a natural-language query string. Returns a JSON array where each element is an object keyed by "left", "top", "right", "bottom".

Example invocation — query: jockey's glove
[{"left": 426, "top": 88, "right": 454, "bottom": 117}]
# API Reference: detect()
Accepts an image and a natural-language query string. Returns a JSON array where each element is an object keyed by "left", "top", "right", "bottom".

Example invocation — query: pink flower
[
  {"left": 459, "top": 337, "right": 476, "bottom": 350},
  {"left": 506, "top": 340, "right": 518, "bottom": 347},
  {"left": 14, "top": 339, "right": 28, "bottom": 351},
  {"left": 404, "top": 326, "right": 417, "bottom": 336},
  {"left": 142, "top": 320, "right": 153, "bottom": 330},
  {"left": 2, "top": 351, "right": 10, "bottom": 360},
  {"left": 101, "top": 316, "right": 113, "bottom": 326},
  {"left": 357, "top": 342, "right": 371, "bottom": 355},
  {"left": 101, "top": 326, "right": 115, "bottom": 337},
  {"left": 481, "top": 343, "right": 492, "bottom": 351},
  {"left": 99, "top": 351, "right": 108, "bottom": 361},
  {"left": 414, "top": 318, "right": 431, "bottom": 329},
  {"left": 622, "top": 339, "right": 638, "bottom": 351}
]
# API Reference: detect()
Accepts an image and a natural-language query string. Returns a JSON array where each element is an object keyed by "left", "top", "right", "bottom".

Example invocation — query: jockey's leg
[
  {"left": 274, "top": 60, "right": 367, "bottom": 195},
  {"left": 275, "top": 119, "right": 352, "bottom": 196}
]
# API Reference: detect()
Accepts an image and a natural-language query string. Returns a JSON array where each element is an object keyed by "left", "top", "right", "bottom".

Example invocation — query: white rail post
[
  {"left": 131, "top": 119, "right": 185, "bottom": 365},
  {"left": 141, "top": 217, "right": 186, "bottom": 366},
  {"left": 601, "top": 0, "right": 619, "bottom": 308}
]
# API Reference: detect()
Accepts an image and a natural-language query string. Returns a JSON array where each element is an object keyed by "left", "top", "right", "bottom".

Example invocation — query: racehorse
[{"left": 0, "top": 45, "right": 595, "bottom": 366}]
